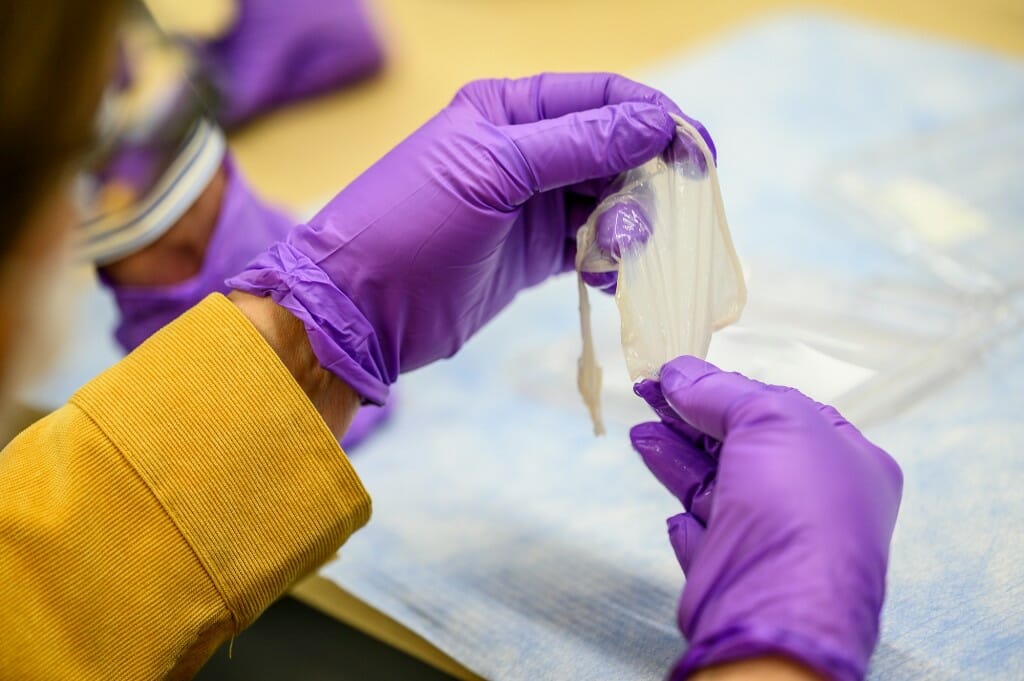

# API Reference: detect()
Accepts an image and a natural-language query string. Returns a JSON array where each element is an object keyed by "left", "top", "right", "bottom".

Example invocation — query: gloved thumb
[
  {"left": 660, "top": 355, "right": 775, "bottom": 441},
  {"left": 578, "top": 193, "right": 654, "bottom": 295},
  {"left": 667, "top": 512, "right": 706, "bottom": 574},
  {"left": 502, "top": 101, "right": 674, "bottom": 202}
]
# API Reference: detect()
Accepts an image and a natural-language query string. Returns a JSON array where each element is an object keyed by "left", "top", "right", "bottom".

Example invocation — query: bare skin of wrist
[
  {"left": 229, "top": 290, "right": 358, "bottom": 442},
  {"left": 689, "top": 656, "right": 825, "bottom": 681}
]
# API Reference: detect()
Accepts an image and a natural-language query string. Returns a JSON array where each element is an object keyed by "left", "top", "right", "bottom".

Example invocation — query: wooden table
[
  {"left": 216, "top": 1, "right": 1023, "bottom": 677},
  {"left": 230, "top": 0, "right": 1023, "bottom": 210}
]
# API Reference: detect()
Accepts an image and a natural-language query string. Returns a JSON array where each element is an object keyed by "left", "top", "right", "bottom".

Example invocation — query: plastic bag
[{"left": 575, "top": 115, "right": 746, "bottom": 434}]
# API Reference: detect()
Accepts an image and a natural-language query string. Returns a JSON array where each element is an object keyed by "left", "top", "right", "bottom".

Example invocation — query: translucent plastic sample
[{"left": 575, "top": 116, "right": 746, "bottom": 434}]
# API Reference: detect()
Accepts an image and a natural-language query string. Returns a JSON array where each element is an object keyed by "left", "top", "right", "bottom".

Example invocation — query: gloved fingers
[
  {"left": 501, "top": 101, "right": 674, "bottom": 200},
  {"left": 667, "top": 127, "right": 712, "bottom": 175},
  {"left": 666, "top": 512, "right": 707, "bottom": 575},
  {"left": 566, "top": 187, "right": 655, "bottom": 297},
  {"left": 814, "top": 402, "right": 876, "bottom": 443},
  {"left": 631, "top": 421, "right": 717, "bottom": 523},
  {"left": 488, "top": 72, "right": 684, "bottom": 122},
  {"left": 580, "top": 270, "right": 618, "bottom": 293},
  {"left": 634, "top": 379, "right": 708, "bottom": 443},
  {"left": 562, "top": 194, "right": 618, "bottom": 293},
  {"left": 594, "top": 194, "right": 654, "bottom": 261},
  {"left": 635, "top": 379, "right": 723, "bottom": 457},
  {"left": 672, "top": 112, "right": 716, "bottom": 165},
  {"left": 485, "top": 73, "right": 717, "bottom": 163},
  {"left": 562, "top": 197, "right": 623, "bottom": 294},
  {"left": 658, "top": 355, "right": 777, "bottom": 441}
]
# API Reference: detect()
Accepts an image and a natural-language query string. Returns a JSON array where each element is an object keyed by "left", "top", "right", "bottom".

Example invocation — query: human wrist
[
  {"left": 229, "top": 290, "right": 358, "bottom": 440},
  {"left": 686, "top": 655, "right": 825, "bottom": 681},
  {"left": 225, "top": 241, "right": 392, "bottom": 404}
]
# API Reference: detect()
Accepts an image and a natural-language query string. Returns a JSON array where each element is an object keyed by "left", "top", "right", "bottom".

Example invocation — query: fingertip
[
  {"left": 634, "top": 379, "right": 678, "bottom": 423},
  {"left": 700, "top": 125, "right": 717, "bottom": 164},
  {"left": 633, "top": 378, "right": 662, "bottom": 402},
  {"left": 667, "top": 512, "right": 706, "bottom": 574},
  {"left": 690, "top": 119, "right": 718, "bottom": 164},
  {"left": 630, "top": 422, "right": 679, "bottom": 462},
  {"left": 660, "top": 356, "right": 720, "bottom": 392},
  {"left": 629, "top": 421, "right": 664, "bottom": 450},
  {"left": 595, "top": 197, "right": 653, "bottom": 260},
  {"left": 580, "top": 270, "right": 618, "bottom": 293},
  {"left": 618, "top": 101, "right": 675, "bottom": 164},
  {"left": 631, "top": 422, "right": 717, "bottom": 508},
  {"left": 505, "top": 101, "right": 674, "bottom": 192},
  {"left": 633, "top": 378, "right": 699, "bottom": 432}
]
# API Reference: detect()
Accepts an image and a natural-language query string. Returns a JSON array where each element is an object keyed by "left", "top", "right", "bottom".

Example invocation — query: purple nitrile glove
[
  {"left": 227, "top": 73, "right": 703, "bottom": 404},
  {"left": 631, "top": 356, "right": 903, "bottom": 681},
  {"left": 197, "top": 0, "right": 385, "bottom": 127},
  {"left": 340, "top": 399, "right": 393, "bottom": 451}
]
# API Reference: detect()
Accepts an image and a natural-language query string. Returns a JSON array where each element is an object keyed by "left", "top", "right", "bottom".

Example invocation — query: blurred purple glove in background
[
  {"left": 228, "top": 72, "right": 701, "bottom": 404},
  {"left": 198, "top": 0, "right": 385, "bottom": 127},
  {"left": 104, "top": 157, "right": 294, "bottom": 352},
  {"left": 632, "top": 356, "right": 902, "bottom": 681}
]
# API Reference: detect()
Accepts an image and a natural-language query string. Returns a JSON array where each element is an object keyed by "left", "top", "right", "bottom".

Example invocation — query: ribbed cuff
[{"left": 72, "top": 294, "right": 371, "bottom": 630}]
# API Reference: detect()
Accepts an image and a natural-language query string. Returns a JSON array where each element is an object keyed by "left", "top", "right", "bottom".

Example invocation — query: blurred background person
[{"left": 81, "top": 0, "right": 393, "bottom": 450}]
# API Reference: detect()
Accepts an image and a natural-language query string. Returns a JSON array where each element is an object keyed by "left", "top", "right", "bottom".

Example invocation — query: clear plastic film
[{"left": 575, "top": 116, "right": 746, "bottom": 434}]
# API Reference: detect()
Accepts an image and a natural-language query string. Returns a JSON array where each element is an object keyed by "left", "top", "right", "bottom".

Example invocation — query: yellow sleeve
[{"left": 0, "top": 294, "right": 371, "bottom": 680}]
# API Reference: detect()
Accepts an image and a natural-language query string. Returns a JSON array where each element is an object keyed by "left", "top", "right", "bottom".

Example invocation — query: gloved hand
[
  {"left": 100, "top": 156, "right": 392, "bottom": 451},
  {"left": 583, "top": 122, "right": 714, "bottom": 295},
  {"left": 228, "top": 73, "right": 707, "bottom": 404},
  {"left": 631, "top": 356, "right": 903, "bottom": 681},
  {"left": 197, "top": 0, "right": 385, "bottom": 127}
]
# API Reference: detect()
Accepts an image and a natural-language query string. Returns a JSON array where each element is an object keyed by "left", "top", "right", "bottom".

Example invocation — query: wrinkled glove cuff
[
  {"left": 671, "top": 625, "right": 865, "bottom": 681},
  {"left": 226, "top": 242, "right": 392, "bottom": 404}
]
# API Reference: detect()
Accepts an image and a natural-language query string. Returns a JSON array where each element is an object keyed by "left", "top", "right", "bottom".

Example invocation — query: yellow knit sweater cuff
[{"left": 72, "top": 294, "right": 371, "bottom": 630}]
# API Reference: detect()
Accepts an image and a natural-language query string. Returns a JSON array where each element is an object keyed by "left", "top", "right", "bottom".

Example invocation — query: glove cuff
[
  {"left": 671, "top": 624, "right": 865, "bottom": 681},
  {"left": 226, "top": 242, "right": 392, "bottom": 404}
]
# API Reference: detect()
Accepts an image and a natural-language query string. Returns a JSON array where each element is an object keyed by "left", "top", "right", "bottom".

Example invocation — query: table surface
[
  {"left": 213, "top": 1, "right": 1024, "bottom": 678},
  {"left": 229, "top": 0, "right": 1024, "bottom": 212}
]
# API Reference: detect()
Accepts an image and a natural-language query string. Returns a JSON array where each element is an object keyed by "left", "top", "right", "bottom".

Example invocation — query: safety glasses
[{"left": 74, "top": 3, "right": 226, "bottom": 265}]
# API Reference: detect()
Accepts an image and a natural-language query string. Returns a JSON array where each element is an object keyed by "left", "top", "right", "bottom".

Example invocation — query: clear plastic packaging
[{"left": 574, "top": 116, "right": 746, "bottom": 434}]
